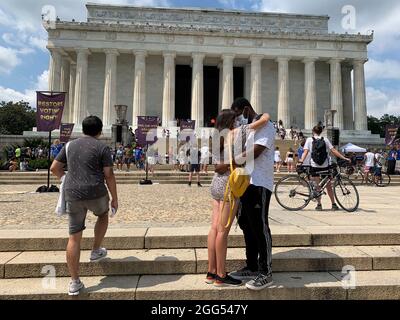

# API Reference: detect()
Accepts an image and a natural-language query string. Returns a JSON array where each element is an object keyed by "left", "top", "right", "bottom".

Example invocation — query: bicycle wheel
[
  {"left": 375, "top": 173, "right": 391, "bottom": 187},
  {"left": 334, "top": 176, "right": 360, "bottom": 212},
  {"left": 274, "top": 175, "right": 311, "bottom": 211}
]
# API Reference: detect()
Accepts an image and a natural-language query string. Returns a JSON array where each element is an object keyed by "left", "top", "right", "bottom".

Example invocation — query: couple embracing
[{"left": 207, "top": 98, "right": 275, "bottom": 291}]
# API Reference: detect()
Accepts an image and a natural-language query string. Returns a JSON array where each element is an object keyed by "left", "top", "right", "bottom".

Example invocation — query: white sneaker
[
  {"left": 246, "top": 274, "right": 274, "bottom": 291},
  {"left": 90, "top": 248, "right": 107, "bottom": 262},
  {"left": 68, "top": 279, "right": 85, "bottom": 296}
]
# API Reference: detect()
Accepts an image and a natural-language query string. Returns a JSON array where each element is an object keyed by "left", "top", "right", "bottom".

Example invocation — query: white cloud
[
  {"left": 28, "top": 36, "right": 47, "bottom": 51},
  {"left": 0, "top": 46, "right": 21, "bottom": 74},
  {"left": 365, "top": 59, "right": 400, "bottom": 81},
  {"left": 0, "top": 70, "right": 49, "bottom": 107},
  {"left": 0, "top": 46, "right": 35, "bottom": 74},
  {"left": 367, "top": 87, "right": 400, "bottom": 117},
  {"left": 254, "top": 0, "right": 400, "bottom": 56}
]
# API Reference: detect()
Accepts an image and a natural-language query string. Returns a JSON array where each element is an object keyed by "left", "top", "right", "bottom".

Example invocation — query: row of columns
[{"left": 48, "top": 48, "right": 368, "bottom": 131}]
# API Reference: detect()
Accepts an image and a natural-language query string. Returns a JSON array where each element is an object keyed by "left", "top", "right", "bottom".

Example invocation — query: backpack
[
  {"left": 311, "top": 137, "right": 328, "bottom": 166},
  {"left": 221, "top": 129, "right": 250, "bottom": 228}
]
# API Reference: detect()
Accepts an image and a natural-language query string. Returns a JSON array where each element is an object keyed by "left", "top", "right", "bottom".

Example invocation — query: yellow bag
[{"left": 221, "top": 131, "right": 250, "bottom": 228}]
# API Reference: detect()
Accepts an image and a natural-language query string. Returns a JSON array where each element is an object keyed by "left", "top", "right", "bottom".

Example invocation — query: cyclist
[{"left": 298, "top": 125, "right": 350, "bottom": 211}]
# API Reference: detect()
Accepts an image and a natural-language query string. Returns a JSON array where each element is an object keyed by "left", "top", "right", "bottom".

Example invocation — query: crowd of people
[
  {"left": 1, "top": 140, "right": 65, "bottom": 172},
  {"left": 112, "top": 144, "right": 145, "bottom": 172},
  {"left": 272, "top": 120, "right": 304, "bottom": 141}
]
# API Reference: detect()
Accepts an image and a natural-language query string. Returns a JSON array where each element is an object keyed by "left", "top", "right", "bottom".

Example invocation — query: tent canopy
[{"left": 341, "top": 143, "right": 367, "bottom": 153}]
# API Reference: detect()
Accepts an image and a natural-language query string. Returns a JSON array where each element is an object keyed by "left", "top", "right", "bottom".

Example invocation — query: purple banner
[
  {"left": 385, "top": 125, "right": 400, "bottom": 146},
  {"left": 36, "top": 92, "right": 65, "bottom": 132},
  {"left": 60, "top": 123, "right": 74, "bottom": 143},
  {"left": 137, "top": 116, "right": 159, "bottom": 146},
  {"left": 180, "top": 120, "right": 196, "bottom": 131}
]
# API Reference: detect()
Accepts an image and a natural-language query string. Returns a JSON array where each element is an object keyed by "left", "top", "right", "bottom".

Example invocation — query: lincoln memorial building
[{"left": 44, "top": 3, "right": 381, "bottom": 143}]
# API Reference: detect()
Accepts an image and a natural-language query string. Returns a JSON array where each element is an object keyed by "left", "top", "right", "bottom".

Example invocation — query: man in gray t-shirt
[
  {"left": 56, "top": 136, "right": 113, "bottom": 201},
  {"left": 51, "top": 116, "right": 118, "bottom": 296}
]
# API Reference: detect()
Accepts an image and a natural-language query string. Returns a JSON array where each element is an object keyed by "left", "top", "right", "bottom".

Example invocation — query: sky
[{"left": 0, "top": 0, "right": 399, "bottom": 118}]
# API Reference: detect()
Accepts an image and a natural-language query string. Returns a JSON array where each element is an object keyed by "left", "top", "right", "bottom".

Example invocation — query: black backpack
[{"left": 311, "top": 137, "right": 328, "bottom": 165}]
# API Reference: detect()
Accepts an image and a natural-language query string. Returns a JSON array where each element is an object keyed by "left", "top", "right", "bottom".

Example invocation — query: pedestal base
[{"left": 301, "top": 129, "right": 384, "bottom": 146}]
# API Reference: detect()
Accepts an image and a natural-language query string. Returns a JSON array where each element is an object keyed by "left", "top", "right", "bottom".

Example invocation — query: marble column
[
  {"left": 353, "top": 59, "right": 368, "bottom": 131},
  {"left": 73, "top": 48, "right": 90, "bottom": 125},
  {"left": 277, "top": 57, "right": 290, "bottom": 128},
  {"left": 250, "top": 55, "right": 263, "bottom": 114},
  {"left": 329, "top": 58, "right": 344, "bottom": 129},
  {"left": 132, "top": 50, "right": 147, "bottom": 128},
  {"left": 60, "top": 57, "right": 70, "bottom": 122},
  {"left": 48, "top": 49, "right": 62, "bottom": 91},
  {"left": 162, "top": 52, "right": 176, "bottom": 128},
  {"left": 191, "top": 53, "right": 205, "bottom": 128},
  {"left": 102, "top": 49, "right": 119, "bottom": 127},
  {"left": 221, "top": 54, "right": 235, "bottom": 109},
  {"left": 342, "top": 64, "right": 354, "bottom": 130},
  {"left": 303, "top": 58, "right": 317, "bottom": 130},
  {"left": 68, "top": 63, "right": 76, "bottom": 124}
]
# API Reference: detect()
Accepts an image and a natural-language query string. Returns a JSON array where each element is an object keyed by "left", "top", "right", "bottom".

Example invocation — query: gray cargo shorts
[{"left": 66, "top": 195, "right": 110, "bottom": 235}]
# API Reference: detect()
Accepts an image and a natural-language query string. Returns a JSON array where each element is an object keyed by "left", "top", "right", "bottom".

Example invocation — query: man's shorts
[
  {"left": 364, "top": 166, "right": 372, "bottom": 173},
  {"left": 310, "top": 167, "right": 331, "bottom": 178},
  {"left": 374, "top": 166, "right": 382, "bottom": 176},
  {"left": 67, "top": 195, "right": 110, "bottom": 235},
  {"left": 125, "top": 157, "right": 133, "bottom": 165},
  {"left": 190, "top": 164, "right": 200, "bottom": 173}
]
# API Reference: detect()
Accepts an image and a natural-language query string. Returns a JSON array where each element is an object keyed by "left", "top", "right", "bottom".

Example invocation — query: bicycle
[
  {"left": 346, "top": 164, "right": 391, "bottom": 187},
  {"left": 274, "top": 162, "right": 360, "bottom": 212}
]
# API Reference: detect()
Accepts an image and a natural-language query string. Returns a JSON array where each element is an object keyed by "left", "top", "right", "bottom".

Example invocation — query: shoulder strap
[
  {"left": 228, "top": 131, "right": 234, "bottom": 173},
  {"left": 65, "top": 142, "right": 70, "bottom": 159}
]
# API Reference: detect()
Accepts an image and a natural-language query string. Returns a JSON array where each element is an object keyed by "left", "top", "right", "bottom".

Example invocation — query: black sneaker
[
  {"left": 246, "top": 273, "right": 274, "bottom": 291},
  {"left": 205, "top": 272, "right": 216, "bottom": 284},
  {"left": 197, "top": 182, "right": 202, "bottom": 187},
  {"left": 315, "top": 204, "right": 323, "bottom": 211},
  {"left": 214, "top": 274, "right": 242, "bottom": 287},
  {"left": 188, "top": 182, "right": 192, "bottom": 187},
  {"left": 228, "top": 267, "right": 259, "bottom": 281},
  {"left": 331, "top": 204, "right": 340, "bottom": 211}
]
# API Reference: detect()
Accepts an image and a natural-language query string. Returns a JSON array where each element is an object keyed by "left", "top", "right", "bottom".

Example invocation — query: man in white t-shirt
[
  {"left": 228, "top": 98, "right": 275, "bottom": 291},
  {"left": 200, "top": 144, "right": 210, "bottom": 173},
  {"left": 298, "top": 125, "right": 350, "bottom": 211},
  {"left": 364, "top": 149, "right": 375, "bottom": 183}
]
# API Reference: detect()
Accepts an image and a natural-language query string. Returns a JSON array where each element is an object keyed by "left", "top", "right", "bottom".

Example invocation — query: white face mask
[{"left": 237, "top": 115, "right": 248, "bottom": 126}]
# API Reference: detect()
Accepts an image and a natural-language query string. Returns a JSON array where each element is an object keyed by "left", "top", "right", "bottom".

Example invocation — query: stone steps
[
  {"left": 1, "top": 226, "right": 400, "bottom": 299},
  {"left": 1, "top": 179, "right": 399, "bottom": 186},
  {"left": 2, "top": 226, "right": 400, "bottom": 252},
  {"left": 3, "top": 245, "right": 400, "bottom": 279},
  {"left": 1, "top": 271, "right": 400, "bottom": 300}
]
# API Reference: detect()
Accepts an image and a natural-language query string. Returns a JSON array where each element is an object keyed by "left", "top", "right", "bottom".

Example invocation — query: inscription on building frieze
[{"left": 87, "top": 5, "right": 329, "bottom": 34}]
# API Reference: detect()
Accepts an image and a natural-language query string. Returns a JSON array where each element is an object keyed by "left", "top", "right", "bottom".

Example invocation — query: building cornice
[{"left": 48, "top": 22, "right": 373, "bottom": 44}]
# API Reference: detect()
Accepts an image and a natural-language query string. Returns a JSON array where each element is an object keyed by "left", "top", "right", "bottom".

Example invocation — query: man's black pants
[
  {"left": 238, "top": 184, "right": 273, "bottom": 276},
  {"left": 387, "top": 159, "right": 396, "bottom": 175}
]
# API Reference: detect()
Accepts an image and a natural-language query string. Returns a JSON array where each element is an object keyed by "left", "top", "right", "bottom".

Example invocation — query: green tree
[
  {"left": 0, "top": 101, "right": 36, "bottom": 135},
  {"left": 367, "top": 116, "right": 381, "bottom": 136},
  {"left": 368, "top": 114, "right": 400, "bottom": 138}
]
